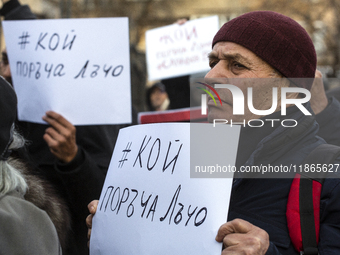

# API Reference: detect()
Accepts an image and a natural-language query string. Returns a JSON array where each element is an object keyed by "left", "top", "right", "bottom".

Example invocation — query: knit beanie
[
  {"left": 0, "top": 76, "right": 17, "bottom": 160},
  {"left": 212, "top": 11, "right": 316, "bottom": 90}
]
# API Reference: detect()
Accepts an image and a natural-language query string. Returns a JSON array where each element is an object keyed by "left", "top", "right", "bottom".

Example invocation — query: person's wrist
[
  {"left": 57, "top": 146, "right": 84, "bottom": 172},
  {"left": 63, "top": 146, "right": 79, "bottom": 163}
]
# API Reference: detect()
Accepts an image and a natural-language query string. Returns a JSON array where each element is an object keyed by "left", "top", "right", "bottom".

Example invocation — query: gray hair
[{"left": 0, "top": 130, "right": 27, "bottom": 195}]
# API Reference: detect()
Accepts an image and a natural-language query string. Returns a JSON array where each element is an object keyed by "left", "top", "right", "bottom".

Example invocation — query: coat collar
[{"left": 234, "top": 103, "right": 318, "bottom": 180}]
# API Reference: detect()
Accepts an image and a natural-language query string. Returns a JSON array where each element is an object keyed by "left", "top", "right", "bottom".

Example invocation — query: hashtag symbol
[
  {"left": 118, "top": 142, "right": 132, "bottom": 168},
  {"left": 18, "top": 32, "right": 30, "bottom": 49}
]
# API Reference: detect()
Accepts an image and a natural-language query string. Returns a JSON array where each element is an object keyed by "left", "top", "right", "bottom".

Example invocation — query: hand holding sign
[
  {"left": 42, "top": 111, "right": 78, "bottom": 163},
  {"left": 216, "top": 219, "right": 270, "bottom": 255},
  {"left": 86, "top": 200, "right": 99, "bottom": 248}
]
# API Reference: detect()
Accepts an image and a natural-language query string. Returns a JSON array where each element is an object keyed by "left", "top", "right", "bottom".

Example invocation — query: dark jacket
[
  {"left": 230, "top": 105, "right": 340, "bottom": 254},
  {"left": 316, "top": 96, "right": 340, "bottom": 146}
]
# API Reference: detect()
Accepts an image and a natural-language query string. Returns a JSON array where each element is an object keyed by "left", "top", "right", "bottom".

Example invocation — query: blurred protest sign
[
  {"left": 90, "top": 123, "right": 240, "bottom": 255},
  {"left": 146, "top": 16, "right": 219, "bottom": 81},
  {"left": 3, "top": 18, "right": 131, "bottom": 125}
]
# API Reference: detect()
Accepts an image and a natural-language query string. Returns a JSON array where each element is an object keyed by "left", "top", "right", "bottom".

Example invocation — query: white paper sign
[
  {"left": 90, "top": 123, "right": 240, "bottom": 255},
  {"left": 3, "top": 18, "right": 131, "bottom": 125},
  {"left": 146, "top": 16, "right": 219, "bottom": 81}
]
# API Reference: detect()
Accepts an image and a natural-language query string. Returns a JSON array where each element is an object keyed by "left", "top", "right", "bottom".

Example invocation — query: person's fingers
[
  {"left": 43, "top": 111, "right": 75, "bottom": 137},
  {"left": 86, "top": 214, "right": 93, "bottom": 229},
  {"left": 44, "top": 127, "right": 64, "bottom": 142},
  {"left": 86, "top": 200, "right": 99, "bottom": 248},
  {"left": 216, "top": 219, "right": 253, "bottom": 242},
  {"left": 42, "top": 115, "right": 67, "bottom": 135},
  {"left": 221, "top": 247, "right": 240, "bottom": 255},
  {"left": 216, "top": 222, "right": 235, "bottom": 242},
  {"left": 88, "top": 200, "right": 99, "bottom": 215},
  {"left": 222, "top": 232, "right": 265, "bottom": 248},
  {"left": 87, "top": 227, "right": 92, "bottom": 248},
  {"left": 218, "top": 219, "right": 270, "bottom": 255},
  {"left": 45, "top": 111, "right": 73, "bottom": 128},
  {"left": 43, "top": 133, "right": 62, "bottom": 152},
  {"left": 222, "top": 233, "right": 242, "bottom": 248},
  {"left": 86, "top": 200, "right": 99, "bottom": 230},
  {"left": 43, "top": 127, "right": 67, "bottom": 154}
]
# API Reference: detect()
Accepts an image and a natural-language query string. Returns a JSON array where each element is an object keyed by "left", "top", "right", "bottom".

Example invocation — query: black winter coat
[{"left": 230, "top": 105, "right": 340, "bottom": 254}]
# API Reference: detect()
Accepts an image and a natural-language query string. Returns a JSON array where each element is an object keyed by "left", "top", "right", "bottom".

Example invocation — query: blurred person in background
[
  {"left": 146, "top": 82, "right": 170, "bottom": 111},
  {"left": 159, "top": 19, "right": 191, "bottom": 110},
  {"left": 0, "top": 51, "right": 12, "bottom": 84}
]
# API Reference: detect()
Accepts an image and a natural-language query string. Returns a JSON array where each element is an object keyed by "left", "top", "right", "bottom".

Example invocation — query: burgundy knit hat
[{"left": 212, "top": 11, "right": 316, "bottom": 90}]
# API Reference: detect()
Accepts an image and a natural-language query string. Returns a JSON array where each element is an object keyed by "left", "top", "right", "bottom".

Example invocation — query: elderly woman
[{"left": 0, "top": 76, "right": 63, "bottom": 254}]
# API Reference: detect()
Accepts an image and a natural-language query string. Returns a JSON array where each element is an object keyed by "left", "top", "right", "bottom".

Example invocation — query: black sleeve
[
  {"left": 54, "top": 147, "right": 106, "bottom": 218},
  {"left": 265, "top": 242, "right": 283, "bottom": 255}
]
